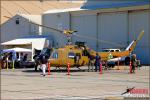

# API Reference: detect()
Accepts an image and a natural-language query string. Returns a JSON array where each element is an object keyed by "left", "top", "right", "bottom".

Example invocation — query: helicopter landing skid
[
  {"left": 55, "top": 66, "right": 61, "bottom": 70},
  {"left": 76, "top": 66, "right": 81, "bottom": 70}
]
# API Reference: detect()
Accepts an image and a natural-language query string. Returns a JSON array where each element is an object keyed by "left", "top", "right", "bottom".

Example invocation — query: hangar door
[
  {"left": 129, "top": 10, "right": 150, "bottom": 64},
  {"left": 98, "top": 12, "right": 128, "bottom": 51},
  {"left": 71, "top": 14, "right": 97, "bottom": 50}
]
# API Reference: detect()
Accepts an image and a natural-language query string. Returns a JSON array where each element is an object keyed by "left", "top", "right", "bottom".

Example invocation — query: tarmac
[{"left": 1, "top": 66, "right": 149, "bottom": 100}]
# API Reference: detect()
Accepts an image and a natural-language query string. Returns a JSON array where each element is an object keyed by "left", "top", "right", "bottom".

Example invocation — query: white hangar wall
[
  {"left": 70, "top": 11, "right": 128, "bottom": 51},
  {"left": 98, "top": 12, "right": 128, "bottom": 50},
  {"left": 129, "top": 10, "right": 150, "bottom": 64},
  {"left": 42, "top": 7, "right": 150, "bottom": 64},
  {"left": 70, "top": 9, "right": 150, "bottom": 64},
  {"left": 71, "top": 12, "right": 97, "bottom": 50},
  {"left": 42, "top": 12, "right": 70, "bottom": 47}
]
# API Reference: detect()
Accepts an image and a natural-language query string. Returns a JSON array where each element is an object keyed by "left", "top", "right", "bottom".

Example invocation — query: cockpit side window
[
  {"left": 51, "top": 51, "right": 58, "bottom": 59},
  {"left": 68, "top": 52, "right": 75, "bottom": 59},
  {"left": 110, "top": 50, "right": 114, "bottom": 52},
  {"left": 116, "top": 50, "right": 120, "bottom": 52},
  {"left": 102, "top": 50, "right": 110, "bottom": 52}
]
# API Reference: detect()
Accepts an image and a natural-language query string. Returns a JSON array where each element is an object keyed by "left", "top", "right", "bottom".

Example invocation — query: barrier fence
[{"left": 1, "top": 61, "right": 136, "bottom": 75}]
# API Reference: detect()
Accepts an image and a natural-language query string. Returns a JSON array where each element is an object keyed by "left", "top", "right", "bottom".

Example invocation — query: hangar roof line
[
  {"left": 43, "top": 8, "right": 85, "bottom": 14},
  {"left": 81, "top": 1, "right": 150, "bottom": 10},
  {"left": 18, "top": 14, "right": 42, "bottom": 25},
  {"left": 1, "top": 1, "right": 150, "bottom": 24},
  {"left": 43, "top": 1, "right": 150, "bottom": 14},
  {"left": 1, "top": 1, "right": 83, "bottom": 24}
]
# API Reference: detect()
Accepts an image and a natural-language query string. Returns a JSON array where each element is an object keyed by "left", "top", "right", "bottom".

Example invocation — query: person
[
  {"left": 16, "top": 52, "right": 19, "bottom": 59},
  {"left": 94, "top": 53, "right": 101, "bottom": 72},
  {"left": 136, "top": 60, "right": 141, "bottom": 70},
  {"left": 88, "top": 54, "right": 94, "bottom": 72},
  {"left": 40, "top": 55, "right": 48, "bottom": 76},
  {"left": 8, "top": 52, "right": 13, "bottom": 61},
  {"left": 23, "top": 54, "right": 28, "bottom": 62},
  {"left": 131, "top": 54, "right": 137, "bottom": 73},
  {"left": 20, "top": 53, "right": 24, "bottom": 61},
  {"left": 8, "top": 52, "right": 13, "bottom": 68},
  {"left": 2, "top": 54, "right": 7, "bottom": 68},
  {"left": 75, "top": 53, "right": 80, "bottom": 64}
]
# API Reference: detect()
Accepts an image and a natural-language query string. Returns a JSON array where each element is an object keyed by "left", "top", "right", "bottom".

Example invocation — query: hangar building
[
  {"left": 42, "top": 1, "right": 150, "bottom": 64},
  {"left": 0, "top": 0, "right": 83, "bottom": 48}
]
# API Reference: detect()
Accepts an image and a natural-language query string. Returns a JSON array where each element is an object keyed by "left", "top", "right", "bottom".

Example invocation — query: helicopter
[
  {"left": 49, "top": 44, "right": 89, "bottom": 68},
  {"left": 48, "top": 30, "right": 144, "bottom": 69},
  {"left": 31, "top": 21, "right": 144, "bottom": 70}
]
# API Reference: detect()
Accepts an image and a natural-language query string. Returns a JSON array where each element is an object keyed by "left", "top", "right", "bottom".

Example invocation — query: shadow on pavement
[{"left": 22, "top": 68, "right": 88, "bottom": 73}]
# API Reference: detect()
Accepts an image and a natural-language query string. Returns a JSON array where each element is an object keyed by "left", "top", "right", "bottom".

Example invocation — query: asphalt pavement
[{"left": 1, "top": 66, "right": 149, "bottom": 100}]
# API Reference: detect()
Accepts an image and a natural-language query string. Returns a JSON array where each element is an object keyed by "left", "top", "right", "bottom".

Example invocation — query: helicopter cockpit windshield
[
  {"left": 40, "top": 48, "right": 52, "bottom": 59},
  {"left": 51, "top": 51, "right": 58, "bottom": 59}
]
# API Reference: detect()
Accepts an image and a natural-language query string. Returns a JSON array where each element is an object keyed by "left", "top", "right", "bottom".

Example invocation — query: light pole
[{"left": 39, "top": 0, "right": 43, "bottom": 35}]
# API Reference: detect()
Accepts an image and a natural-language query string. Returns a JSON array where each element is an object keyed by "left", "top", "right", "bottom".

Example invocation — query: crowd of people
[
  {"left": 36, "top": 51, "right": 142, "bottom": 77},
  {"left": 0, "top": 52, "right": 28, "bottom": 69},
  {"left": 0, "top": 52, "right": 13, "bottom": 69},
  {"left": 0, "top": 50, "right": 141, "bottom": 76},
  {"left": 87, "top": 53, "right": 141, "bottom": 73}
]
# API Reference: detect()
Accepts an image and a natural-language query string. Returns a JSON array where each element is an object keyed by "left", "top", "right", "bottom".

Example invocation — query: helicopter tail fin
[{"left": 125, "top": 30, "right": 144, "bottom": 53}]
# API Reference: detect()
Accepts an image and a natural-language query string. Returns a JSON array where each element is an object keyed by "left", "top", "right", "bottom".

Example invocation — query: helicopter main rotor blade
[
  {"left": 30, "top": 21, "right": 125, "bottom": 47},
  {"left": 74, "top": 34, "right": 124, "bottom": 47},
  {"left": 30, "top": 21, "right": 63, "bottom": 33}
]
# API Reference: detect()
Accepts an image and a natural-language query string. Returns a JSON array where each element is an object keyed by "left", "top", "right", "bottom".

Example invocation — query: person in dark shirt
[
  {"left": 94, "top": 53, "right": 101, "bottom": 72},
  {"left": 20, "top": 53, "right": 24, "bottom": 62},
  {"left": 23, "top": 54, "right": 28, "bottom": 62},
  {"left": 8, "top": 52, "right": 13, "bottom": 61}
]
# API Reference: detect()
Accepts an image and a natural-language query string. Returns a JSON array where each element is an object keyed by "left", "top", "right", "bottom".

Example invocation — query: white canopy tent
[
  {"left": 3, "top": 47, "right": 32, "bottom": 52},
  {"left": 1, "top": 38, "right": 46, "bottom": 61},
  {"left": 2, "top": 47, "right": 32, "bottom": 61},
  {"left": 1, "top": 38, "right": 46, "bottom": 50}
]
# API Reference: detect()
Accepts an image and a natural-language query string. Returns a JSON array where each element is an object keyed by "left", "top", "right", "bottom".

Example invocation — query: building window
[{"left": 15, "top": 18, "right": 20, "bottom": 25}]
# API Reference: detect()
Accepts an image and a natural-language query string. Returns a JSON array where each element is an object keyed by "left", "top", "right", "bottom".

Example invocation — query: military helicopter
[
  {"left": 32, "top": 22, "right": 144, "bottom": 70},
  {"left": 49, "top": 30, "right": 144, "bottom": 68}
]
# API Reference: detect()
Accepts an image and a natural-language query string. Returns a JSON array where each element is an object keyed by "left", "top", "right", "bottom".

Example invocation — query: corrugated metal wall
[
  {"left": 98, "top": 12, "right": 128, "bottom": 51},
  {"left": 129, "top": 10, "right": 150, "bottom": 64},
  {"left": 43, "top": 12, "right": 70, "bottom": 47},
  {"left": 71, "top": 13, "right": 97, "bottom": 50},
  {"left": 42, "top": 9, "right": 150, "bottom": 64},
  {"left": 70, "top": 10, "right": 150, "bottom": 64}
]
